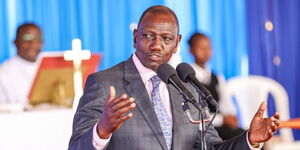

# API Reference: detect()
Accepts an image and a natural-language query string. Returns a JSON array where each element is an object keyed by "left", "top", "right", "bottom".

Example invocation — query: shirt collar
[{"left": 132, "top": 53, "right": 157, "bottom": 83}]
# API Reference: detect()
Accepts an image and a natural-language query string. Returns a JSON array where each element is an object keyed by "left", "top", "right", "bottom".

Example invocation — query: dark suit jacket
[{"left": 68, "top": 57, "right": 251, "bottom": 150}]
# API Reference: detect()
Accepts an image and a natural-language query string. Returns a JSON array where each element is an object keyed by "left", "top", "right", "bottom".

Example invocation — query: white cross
[{"left": 64, "top": 39, "right": 91, "bottom": 110}]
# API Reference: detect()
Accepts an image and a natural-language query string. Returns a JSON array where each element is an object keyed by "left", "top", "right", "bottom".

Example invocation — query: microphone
[
  {"left": 176, "top": 63, "right": 218, "bottom": 107},
  {"left": 176, "top": 63, "right": 214, "bottom": 150},
  {"left": 157, "top": 64, "right": 201, "bottom": 110}
]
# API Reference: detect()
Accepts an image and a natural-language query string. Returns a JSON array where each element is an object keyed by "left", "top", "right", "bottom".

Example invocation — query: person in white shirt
[
  {"left": 188, "top": 32, "right": 244, "bottom": 140},
  {"left": 0, "top": 23, "right": 43, "bottom": 105}
]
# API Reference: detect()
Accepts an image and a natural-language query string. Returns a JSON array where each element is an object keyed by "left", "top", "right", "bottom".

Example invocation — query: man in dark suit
[{"left": 69, "top": 5, "right": 280, "bottom": 150}]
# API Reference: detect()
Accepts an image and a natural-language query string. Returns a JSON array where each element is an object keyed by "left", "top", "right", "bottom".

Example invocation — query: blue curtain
[
  {"left": 247, "top": 0, "right": 300, "bottom": 140},
  {"left": 0, "top": 0, "right": 165, "bottom": 69},
  {"left": 166, "top": 0, "right": 248, "bottom": 78},
  {"left": 0, "top": 0, "right": 247, "bottom": 79},
  {"left": 0, "top": 0, "right": 10, "bottom": 61}
]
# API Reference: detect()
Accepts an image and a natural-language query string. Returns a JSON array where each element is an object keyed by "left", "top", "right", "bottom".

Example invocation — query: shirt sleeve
[
  {"left": 246, "top": 131, "right": 264, "bottom": 150},
  {"left": 92, "top": 123, "right": 112, "bottom": 150}
]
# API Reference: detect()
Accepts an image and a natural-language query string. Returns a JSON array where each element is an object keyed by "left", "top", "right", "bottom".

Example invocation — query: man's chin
[
  {"left": 24, "top": 55, "right": 38, "bottom": 62},
  {"left": 142, "top": 60, "right": 164, "bottom": 71},
  {"left": 149, "top": 63, "right": 162, "bottom": 72}
]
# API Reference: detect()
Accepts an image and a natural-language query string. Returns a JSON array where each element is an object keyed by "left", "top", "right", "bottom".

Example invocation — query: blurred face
[
  {"left": 134, "top": 13, "right": 181, "bottom": 72},
  {"left": 14, "top": 26, "right": 43, "bottom": 62},
  {"left": 190, "top": 37, "right": 212, "bottom": 66}
]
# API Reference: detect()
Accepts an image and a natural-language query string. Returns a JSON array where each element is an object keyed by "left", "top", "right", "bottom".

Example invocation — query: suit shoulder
[{"left": 89, "top": 61, "right": 125, "bottom": 81}]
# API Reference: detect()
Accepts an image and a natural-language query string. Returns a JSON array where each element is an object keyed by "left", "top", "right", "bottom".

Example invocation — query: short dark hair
[
  {"left": 188, "top": 32, "right": 209, "bottom": 47},
  {"left": 16, "top": 23, "right": 41, "bottom": 39},
  {"left": 137, "top": 5, "right": 180, "bottom": 33}
]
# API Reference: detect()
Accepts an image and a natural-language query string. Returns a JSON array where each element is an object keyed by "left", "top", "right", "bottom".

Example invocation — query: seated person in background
[
  {"left": 188, "top": 32, "right": 244, "bottom": 140},
  {"left": 0, "top": 23, "right": 43, "bottom": 105}
]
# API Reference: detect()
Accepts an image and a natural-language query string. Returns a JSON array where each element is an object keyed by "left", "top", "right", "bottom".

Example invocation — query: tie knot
[{"left": 150, "top": 75, "right": 161, "bottom": 89}]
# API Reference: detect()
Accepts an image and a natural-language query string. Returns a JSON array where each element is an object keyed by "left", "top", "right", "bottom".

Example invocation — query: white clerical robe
[{"left": 0, "top": 56, "right": 39, "bottom": 105}]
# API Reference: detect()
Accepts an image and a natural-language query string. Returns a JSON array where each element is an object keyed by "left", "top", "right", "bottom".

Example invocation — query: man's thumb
[
  {"left": 255, "top": 101, "right": 267, "bottom": 118},
  {"left": 108, "top": 86, "right": 116, "bottom": 101}
]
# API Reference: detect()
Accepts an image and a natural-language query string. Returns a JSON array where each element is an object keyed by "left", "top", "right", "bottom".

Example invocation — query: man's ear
[
  {"left": 14, "top": 39, "right": 20, "bottom": 49},
  {"left": 133, "top": 29, "right": 138, "bottom": 48},
  {"left": 174, "top": 34, "right": 182, "bottom": 53}
]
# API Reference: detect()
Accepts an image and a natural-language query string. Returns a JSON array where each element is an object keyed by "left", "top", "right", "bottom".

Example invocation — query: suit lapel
[
  {"left": 123, "top": 58, "right": 168, "bottom": 150},
  {"left": 169, "top": 84, "right": 186, "bottom": 149}
]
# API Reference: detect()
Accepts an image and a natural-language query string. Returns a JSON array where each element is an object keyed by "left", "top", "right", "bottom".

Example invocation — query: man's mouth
[{"left": 148, "top": 53, "right": 161, "bottom": 61}]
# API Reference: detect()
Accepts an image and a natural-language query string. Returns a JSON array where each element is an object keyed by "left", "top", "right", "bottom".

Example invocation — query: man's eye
[
  {"left": 142, "top": 34, "right": 153, "bottom": 39},
  {"left": 162, "top": 36, "right": 173, "bottom": 43}
]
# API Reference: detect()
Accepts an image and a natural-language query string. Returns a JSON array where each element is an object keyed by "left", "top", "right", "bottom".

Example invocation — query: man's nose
[{"left": 150, "top": 37, "right": 163, "bottom": 51}]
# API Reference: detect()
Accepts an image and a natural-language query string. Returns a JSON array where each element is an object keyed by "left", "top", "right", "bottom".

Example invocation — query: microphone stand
[
  {"left": 187, "top": 79, "right": 221, "bottom": 131},
  {"left": 181, "top": 90, "right": 208, "bottom": 150},
  {"left": 181, "top": 88, "right": 219, "bottom": 150},
  {"left": 197, "top": 90, "right": 208, "bottom": 150},
  {"left": 168, "top": 78, "right": 218, "bottom": 150},
  {"left": 182, "top": 101, "right": 207, "bottom": 150}
]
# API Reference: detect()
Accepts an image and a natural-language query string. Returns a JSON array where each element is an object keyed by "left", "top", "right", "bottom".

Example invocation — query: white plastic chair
[{"left": 225, "top": 75, "right": 294, "bottom": 144}]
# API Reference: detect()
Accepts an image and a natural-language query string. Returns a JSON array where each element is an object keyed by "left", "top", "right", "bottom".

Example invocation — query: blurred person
[
  {"left": 0, "top": 23, "right": 43, "bottom": 105},
  {"left": 69, "top": 5, "right": 279, "bottom": 150},
  {"left": 188, "top": 32, "right": 244, "bottom": 140}
]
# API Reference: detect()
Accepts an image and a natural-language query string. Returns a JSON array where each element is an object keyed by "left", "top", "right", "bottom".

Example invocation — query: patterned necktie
[{"left": 150, "top": 75, "right": 172, "bottom": 150}]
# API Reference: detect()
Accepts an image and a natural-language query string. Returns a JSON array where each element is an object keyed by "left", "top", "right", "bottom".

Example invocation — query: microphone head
[
  {"left": 157, "top": 63, "right": 177, "bottom": 83},
  {"left": 176, "top": 63, "right": 195, "bottom": 82}
]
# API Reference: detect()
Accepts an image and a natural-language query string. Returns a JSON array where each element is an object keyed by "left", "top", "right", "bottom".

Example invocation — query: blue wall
[{"left": 0, "top": 0, "right": 248, "bottom": 79}]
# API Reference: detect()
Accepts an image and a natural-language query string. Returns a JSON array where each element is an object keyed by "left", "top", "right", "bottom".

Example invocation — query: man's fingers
[
  {"left": 108, "top": 86, "right": 116, "bottom": 102},
  {"left": 274, "top": 118, "right": 280, "bottom": 126},
  {"left": 113, "top": 112, "right": 134, "bottom": 128},
  {"left": 109, "top": 94, "right": 128, "bottom": 107},
  {"left": 268, "top": 129, "right": 274, "bottom": 137},
  {"left": 270, "top": 112, "right": 280, "bottom": 127},
  {"left": 118, "top": 112, "right": 133, "bottom": 123},
  {"left": 255, "top": 101, "right": 267, "bottom": 118},
  {"left": 273, "top": 112, "right": 280, "bottom": 120},
  {"left": 100, "top": 100, "right": 135, "bottom": 130},
  {"left": 111, "top": 97, "right": 135, "bottom": 113},
  {"left": 98, "top": 111, "right": 134, "bottom": 138},
  {"left": 271, "top": 122, "right": 279, "bottom": 132},
  {"left": 112, "top": 102, "right": 136, "bottom": 118}
]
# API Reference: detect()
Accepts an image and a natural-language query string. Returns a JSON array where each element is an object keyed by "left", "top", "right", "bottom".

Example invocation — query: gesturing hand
[
  {"left": 97, "top": 86, "right": 136, "bottom": 139},
  {"left": 248, "top": 101, "right": 280, "bottom": 145}
]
